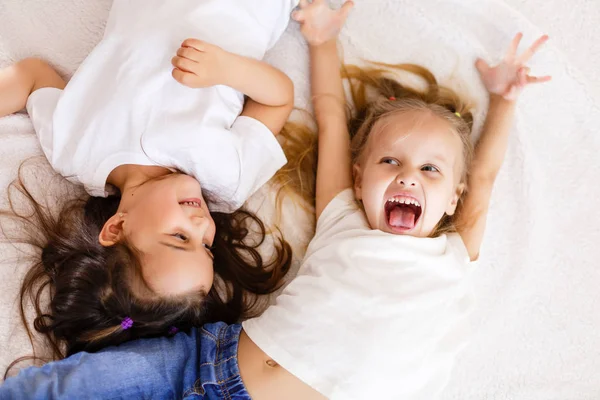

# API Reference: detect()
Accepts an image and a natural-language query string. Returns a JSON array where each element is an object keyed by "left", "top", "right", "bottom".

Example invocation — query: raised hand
[
  {"left": 476, "top": 33, "right": 552, "bottom": 101},
  {"left": 292, "top": 0, "right": 354, "bottom": 46},
  {"left": 171, "top": 39, "right": 227, "bottom": 88}
]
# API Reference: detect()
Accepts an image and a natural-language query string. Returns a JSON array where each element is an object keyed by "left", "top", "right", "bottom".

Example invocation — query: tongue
[{"left": 389, "top": 206, "right": 416, "bottom": 229}]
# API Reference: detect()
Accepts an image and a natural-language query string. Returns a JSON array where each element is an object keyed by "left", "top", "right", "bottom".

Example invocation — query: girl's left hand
[
  {"left": 292, "top": 0, "right": 354, "bottom": 47},
  {"left": 171, "top": 39, "right": 227, "bottom": 88},
  {"left": 476, "top": 33, "right": 552, "bottom": 101}
]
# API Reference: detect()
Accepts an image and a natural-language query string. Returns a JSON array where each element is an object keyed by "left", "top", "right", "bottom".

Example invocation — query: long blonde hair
[{"left": 273, "top": 62, "right": 475, "bottom": 236}]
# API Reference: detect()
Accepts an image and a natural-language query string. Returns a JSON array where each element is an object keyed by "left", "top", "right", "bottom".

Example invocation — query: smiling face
[
  {"left": 102, "top": 174, "right": 217, "bottom": 296},
  {"left": 353, "top": 110, "right": 466, "bottom": 238}
]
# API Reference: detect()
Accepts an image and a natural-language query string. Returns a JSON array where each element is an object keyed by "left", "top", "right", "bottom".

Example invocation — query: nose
[
  {"left": 395, "top": 173, "right": 418, "bottom": 187},
  {"left": 191, "top": 214, "right": 209, "bottom": 229},
  {"left": 189, "top": 215, "right": 211, "bottom": 245}
]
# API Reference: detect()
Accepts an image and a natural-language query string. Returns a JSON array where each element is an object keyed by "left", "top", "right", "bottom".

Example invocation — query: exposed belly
[{"left": 237, "top": 330, "right": 327, "bottom": 400}]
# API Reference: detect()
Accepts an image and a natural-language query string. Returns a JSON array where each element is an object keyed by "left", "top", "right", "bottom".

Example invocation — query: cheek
[
  {"left": 425, "top": 180, "right": 455, "bottom": 214},
  {"left": 126, "top": 201, "right": 180, "bottom": 243},
  {"left": 365, "top": 167, "right": 392, "bottom": 190},
  {"left": 129, "top": 204, "right": 162, "bottom": 229},
  {"left": 123, "top": 221, "right": 149, "bottom": 251},
  {"left": 361, "top": 171, "right": 384, "bottom": 203},
  {"left": 359, "top": 169, "right": 391, "bottom": 223}
]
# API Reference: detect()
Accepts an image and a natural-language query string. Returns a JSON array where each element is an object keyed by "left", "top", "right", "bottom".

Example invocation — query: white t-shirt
[
  {"left": 26, "top": 0, "right": 297, "bottom": 212},
  {"left": 243, "top": 189, "right": 476, "bottom": 399}
]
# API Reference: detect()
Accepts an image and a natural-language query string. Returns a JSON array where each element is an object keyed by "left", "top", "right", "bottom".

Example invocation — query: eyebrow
[
  {"left": 430, "top": 154, "right": 451, "bottom": 165},
  {"left": 159, "top": 240, "right": 215, "bottom": 260}
]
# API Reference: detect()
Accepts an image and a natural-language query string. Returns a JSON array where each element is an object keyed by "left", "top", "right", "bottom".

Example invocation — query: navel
[{"left": 265, "top": 359, "right": 279, "bottom": 368}]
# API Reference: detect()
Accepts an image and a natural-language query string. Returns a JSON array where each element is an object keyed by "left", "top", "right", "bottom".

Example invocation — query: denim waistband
[{"left": 190, "top": 322, "right": 250, "bottom": 400}]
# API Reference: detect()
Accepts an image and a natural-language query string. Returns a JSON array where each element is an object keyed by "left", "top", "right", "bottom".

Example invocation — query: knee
[
  {"left": 18, "top": 58, "right": 66, "bottom": 91},
  {"left": 17, "top": 57, "right": 52, "bottom": 77}
]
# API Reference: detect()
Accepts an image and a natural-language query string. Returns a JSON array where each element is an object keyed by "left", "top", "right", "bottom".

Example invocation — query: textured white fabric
[
  {"left": 243, "top": 189, "right": 475, "bottom": 399},
  {"left": 22, "top": 0, "right": 295, "bottom": 212},
  {"left": 1, "top": 1, "right": 600, "bottom": 398}
]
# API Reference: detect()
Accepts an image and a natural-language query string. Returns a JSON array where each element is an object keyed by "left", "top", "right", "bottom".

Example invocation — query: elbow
[
  {"left": 282, "top": 74, "right": 295, "bottom": 109},
  {"left": 468, "top": 169, "right": 498, "bottom": 188},
  {"left": 467, "top": 248, "right": 480, "bottom": 262}
]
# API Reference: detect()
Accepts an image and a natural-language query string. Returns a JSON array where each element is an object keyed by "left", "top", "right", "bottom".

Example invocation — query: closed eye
[
  {"left": 172, "top": 233, "right": 188, "bottom": 242},
  {"left": 165, "top": 236, "right": 214, "bottom": 259},
  {"left": 381, "top": 157, "right": 400, "bottom": 166}
]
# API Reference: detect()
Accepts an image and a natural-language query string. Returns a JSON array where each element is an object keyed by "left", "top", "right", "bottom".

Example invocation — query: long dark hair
[{"left": 3, "top": 169, "right": 291, "bottom": 377}]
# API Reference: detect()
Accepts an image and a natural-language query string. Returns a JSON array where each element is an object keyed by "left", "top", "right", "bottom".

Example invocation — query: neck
[{"left": 107, "top": 165, "right": 172, "bottom": 193}]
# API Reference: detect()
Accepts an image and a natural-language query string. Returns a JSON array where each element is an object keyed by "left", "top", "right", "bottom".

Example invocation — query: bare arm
[
  {"left": 456, "top": 33, "right": 551, "bottom": 260},
  {"left": 310, "top": 41, "right": 353, "bottom": 218},
  {"left": 0, "top": 58, "right": 65, "bottom": 118},
  {"left": 293, "top": 0, "right": 354, "bottom": 219},
  {"left": 171, "top": 39, "right": 294, "bottom": 134},
  {"left": 455, "top": 96, "right": 516, "bottom": 260},
  {"left": 220, "top": 52, "right": 293, "bottom": 108},
  {"left": 223, "top": 53, "right": 294, "bottom": 135}
]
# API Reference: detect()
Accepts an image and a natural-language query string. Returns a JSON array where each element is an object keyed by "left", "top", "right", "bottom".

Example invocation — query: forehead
[{"left": 366, "top": 110, "right": 463, "bottom": 160}]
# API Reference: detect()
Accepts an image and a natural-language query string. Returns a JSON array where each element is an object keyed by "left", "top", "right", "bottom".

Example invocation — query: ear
[
  {"left": 352, "top": 164, "right": 363, "bottom": 200},
  {"left": 445, "top": 183, "right": 465, "bottom": 216},
  {"left": 98, "top": 213, "right": 126, "bottom": 247}
]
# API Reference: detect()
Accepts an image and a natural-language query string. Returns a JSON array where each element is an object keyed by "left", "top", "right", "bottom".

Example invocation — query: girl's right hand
[
  {"left": 171, "top": 39, "right": 227, "bottom": 88},
  {"left": 292, "top": 0, "right": 354, "bottom": 47}
]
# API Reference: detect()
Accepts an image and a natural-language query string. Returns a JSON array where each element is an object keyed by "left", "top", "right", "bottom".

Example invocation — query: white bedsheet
[{"left": 1, "top": 1, "right": 599, "bottom": 398}]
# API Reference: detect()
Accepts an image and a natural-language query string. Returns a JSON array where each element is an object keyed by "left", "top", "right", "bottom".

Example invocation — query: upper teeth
[
  {"left": 387, "top": 196, "right": 421, "bottom": 207},
  {"left": 182, "top": 201, "right": 200, "bottom": 207}
]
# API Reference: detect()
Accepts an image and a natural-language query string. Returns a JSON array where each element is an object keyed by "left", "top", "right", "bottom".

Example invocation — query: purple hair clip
[
  {"left": 168, "top": 326, "right": 179, "bottom": 335},
  {"left": 121, "top": 317, "right": 134, "bottom": 330}
]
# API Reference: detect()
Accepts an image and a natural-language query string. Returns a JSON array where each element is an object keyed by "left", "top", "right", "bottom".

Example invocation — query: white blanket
[{"left": 1, "top": 0, "right": 599, "bottom": 398}]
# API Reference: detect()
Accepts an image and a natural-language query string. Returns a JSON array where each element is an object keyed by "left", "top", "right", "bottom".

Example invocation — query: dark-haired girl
[{"left": 0, "top": 0, "right": 297, "bottom": 367}]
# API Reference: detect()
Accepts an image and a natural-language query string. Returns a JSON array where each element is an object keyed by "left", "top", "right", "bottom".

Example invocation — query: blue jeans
[{"left": 0, "top": 322, "right": 251, "bottom": 400}]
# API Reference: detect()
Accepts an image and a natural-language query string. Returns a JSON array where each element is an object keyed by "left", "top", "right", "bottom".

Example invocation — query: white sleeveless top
[
  {"left": 26, "top": 0, "right": 298, "bottom": 212},
  {"left": 243, "top": 189, "right": 476, "bottom": 399}
]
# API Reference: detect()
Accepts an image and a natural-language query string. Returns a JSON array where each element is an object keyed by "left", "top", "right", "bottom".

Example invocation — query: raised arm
[
  {"left": 456, "top": 33, "right": 551, "bottom": 260},
  {"left": 171, "top": 39, "right": 294, "bottom": 134},
  {"left": 293, "top": 0, "right": 354, "bottom": 218}
]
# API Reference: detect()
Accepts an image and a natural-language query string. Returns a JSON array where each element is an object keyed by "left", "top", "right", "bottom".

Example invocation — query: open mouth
[
  {"left": 179, "top": 198, "right": 202, "bottom": 208},
  {"left": 384, "top": 195, "right": 422, "bottom": 232}
]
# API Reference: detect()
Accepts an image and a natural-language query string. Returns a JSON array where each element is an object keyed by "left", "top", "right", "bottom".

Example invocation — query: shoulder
[
  {"left": 316, "top": 189, "right": 365, "bottom": 232},
  {"left": 305, "top": 189, "right": 369, "bottom": 252}
]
